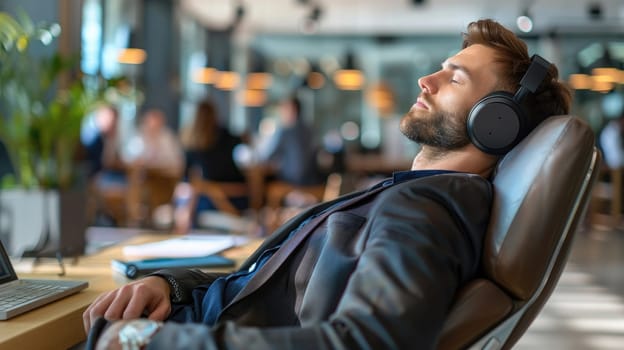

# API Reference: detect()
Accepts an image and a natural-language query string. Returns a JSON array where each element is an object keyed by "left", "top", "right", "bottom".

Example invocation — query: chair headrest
[{"left": 483, "top": 115, "right": 595, "bottom": 300}]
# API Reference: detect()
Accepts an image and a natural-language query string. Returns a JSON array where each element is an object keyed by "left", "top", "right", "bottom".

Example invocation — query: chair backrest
[
  {"left": 437, "top": 115, "right": 600, "bottom": 350},
  {"left": 190, "top": 176, "right": 249, "bottom": 216}
]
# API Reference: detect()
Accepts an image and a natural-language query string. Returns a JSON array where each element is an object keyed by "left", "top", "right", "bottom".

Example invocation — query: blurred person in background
[
  {"left": 124, "top": 108, "right": 185, "bottom": 227},
  {"left": 80, "top": 104, "right": 128, "bottom": 226},
  {"left": 261, "top": 95, "right": 324, "bottom": 187},
  {"left": 172, "top": 99, "right": 248, "bottom": 234},
  {"left": 259, "top": 95, "right": 327, "bottom": 228},
  {"left": 81, "top": 103, "right": 126, "bottom": 183},
  {"left": 125, "top": 108, "right": 184, "bottom": 178}
]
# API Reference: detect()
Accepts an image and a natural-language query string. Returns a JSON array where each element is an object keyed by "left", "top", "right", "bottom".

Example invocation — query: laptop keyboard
[{"left": 0, "top": 281, "right": 70, "bottom": 309}]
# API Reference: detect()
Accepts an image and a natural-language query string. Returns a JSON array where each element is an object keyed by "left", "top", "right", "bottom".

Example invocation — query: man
[
  {"left": 264, "top": 95, "right": 324, "bottom": 186},
  {"left": 84, "top": 19, "right": 571, "bottom": 349}
]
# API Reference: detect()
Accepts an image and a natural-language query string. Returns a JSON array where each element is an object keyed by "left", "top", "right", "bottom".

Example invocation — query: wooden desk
[{"left": 0, "top": 233, "right": 262, "bottom": 350}]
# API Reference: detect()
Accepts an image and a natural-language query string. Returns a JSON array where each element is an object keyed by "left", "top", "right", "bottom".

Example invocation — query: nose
[{"left": 418, "top": 73, "right": 437, "bottom": 94}]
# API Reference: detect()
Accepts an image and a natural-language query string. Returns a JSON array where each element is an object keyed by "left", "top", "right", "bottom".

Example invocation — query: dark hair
[
  {"left": 462, "top": 19, "right": 572, "bottom": 128},
  {"left": 181, "top": 99, "right": 219, "bottom": 149}
]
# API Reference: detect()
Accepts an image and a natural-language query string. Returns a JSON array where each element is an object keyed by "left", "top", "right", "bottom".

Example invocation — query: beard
[{"left": 399, "top": 105, "right": 471, "bottom": 151}]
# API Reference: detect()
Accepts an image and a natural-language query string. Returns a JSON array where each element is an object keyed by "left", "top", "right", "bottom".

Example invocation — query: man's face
[{"left": 400, "top": 44, "right": 502, "bottom": 150}]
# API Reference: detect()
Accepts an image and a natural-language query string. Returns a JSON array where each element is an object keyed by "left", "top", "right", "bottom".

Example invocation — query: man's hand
[{"left": 83, "top": 276, "right": 172, "bottom": 333}]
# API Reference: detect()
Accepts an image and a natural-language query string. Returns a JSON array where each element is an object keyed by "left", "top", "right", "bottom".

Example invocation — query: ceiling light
[
  {"left": 591, "top": 78, "right": 613, "bottom": 93},
  {"left": 568, "top": 73, "right": 593, "bottom": 90},
  {"left": 334, "top": 70, "right": 365, "bottom": 90},
  {"left": 117, "top": 48, "right": 147, "bottom": 65},
  {"left": 301, "top": 5, "right": 323, "bottom": 34},
  {"left": 588, "top": 2, "right": 603, "bottom": 20},
  {"left": 215, "top": 71, "right": 240, "bottom": 90},
  {"left": 192, "top": 67, "right": 217, "bottom": 84},
  {"left": 305, "top": 62, "right": 326, "bottom": 89},
  {"left": 366, "top": 82, "right": 395, "bottom": 116},
  {"left": 516, "top": 15, "right": 533, "bottom": 33},
  {"left": 306, "top": 71, "right": 325, "bottom": 89},
  {"left": 592, "top": 67, "right": 621, "bottom": 84},
  {"left": 227, "top": 1, "right": 245, "bottom": 31},
  {"left": 237, "top": 89, "right": 267, "bottom": 107},
  {"left": 119, "top": 29, "right": 147, "bottom": 65},
  {"left": 246, "top": 72, "right": 273, "bottom": 90},
  {"left": 333, "top": 51, "right": 365, "bottom": 90}
]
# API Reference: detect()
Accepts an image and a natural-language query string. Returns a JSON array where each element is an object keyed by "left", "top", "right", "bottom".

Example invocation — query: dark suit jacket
[{"left": 149, "top": 173, "right": 492, "bottom": 349}]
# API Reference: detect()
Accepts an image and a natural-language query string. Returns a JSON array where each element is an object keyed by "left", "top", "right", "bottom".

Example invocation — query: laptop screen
[{"left": 0, "top": 240, "right": 17, "bottom": 284}]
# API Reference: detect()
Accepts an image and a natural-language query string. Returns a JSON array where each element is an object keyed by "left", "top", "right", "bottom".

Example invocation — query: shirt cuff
[{"left": 147, "top": 273, "right": 184, "bottom": 303}]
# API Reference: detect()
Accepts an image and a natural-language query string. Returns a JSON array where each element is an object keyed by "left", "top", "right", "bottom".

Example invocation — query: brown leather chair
[{"left": 437, "top": 115, "right": 600, "bottom": 349}]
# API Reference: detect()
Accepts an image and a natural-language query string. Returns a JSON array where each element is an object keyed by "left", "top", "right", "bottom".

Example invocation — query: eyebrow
[{"left": 442, "top": 61, "right": 472, "bottom": 80}]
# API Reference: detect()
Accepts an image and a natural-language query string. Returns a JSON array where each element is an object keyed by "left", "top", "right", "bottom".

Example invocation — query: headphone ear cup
[{"left": 467, "top": 91, "right": 525, "bottom": 155}]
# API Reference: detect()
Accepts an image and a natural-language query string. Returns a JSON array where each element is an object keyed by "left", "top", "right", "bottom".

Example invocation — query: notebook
[
  {"left": 111, "top": 255, "right": 236, "bottom": 279},
  {"left": 0, "top": 240, "right": 88, "bottom": 320}
]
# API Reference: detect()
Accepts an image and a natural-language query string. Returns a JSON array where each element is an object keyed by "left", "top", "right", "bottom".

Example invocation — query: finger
[
  {"left": 121, "top": 292, "right": 151, "bottom": 320},
  {"left": 83, "top": 311, "right": 90, "bottom": 334},
  {"left": 83, "top": 291, "right": 117, "bottom": 332},
  {"left": 146, "top": 300, "right": 171, "bottom": 321},
  {"left": 102, "top": 285, "right": 135, "bottom": 321},
  {"left": 121, "top": 280, "right": 169, "bottom": 320}
]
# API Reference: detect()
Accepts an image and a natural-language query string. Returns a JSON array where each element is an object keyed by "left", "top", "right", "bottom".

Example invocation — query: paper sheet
[{"left": 122, "top": 234, "right": 250, "bottom": 258}]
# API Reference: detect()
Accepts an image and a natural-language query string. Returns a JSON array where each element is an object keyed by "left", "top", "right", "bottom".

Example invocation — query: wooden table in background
[{"left": 345, "top": 154, "right": 412, "bottom": 175}]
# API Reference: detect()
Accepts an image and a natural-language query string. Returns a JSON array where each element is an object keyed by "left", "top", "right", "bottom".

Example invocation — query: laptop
[{"left": 0, "top": 240, "right": 88, "bottom": 320}]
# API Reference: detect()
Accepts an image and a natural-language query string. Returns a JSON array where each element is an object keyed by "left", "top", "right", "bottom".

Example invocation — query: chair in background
[
  {"left": 86, "top": 174, "right": 128, "bottom": 226},
  {"left": 190, "top": 175, "right": 249, "bottom": 217},
  {"left": 183, "top": 176, "right": 252, "bottom": 234},
  {"left": 263, "top": 173, "right": 343, "bottom": 232},
  {"left": 589, "top": 166, "right": 622, "bottom": 229},
  {"left": 265, "top": 173, "right": 343, "bottom": 208},
  {"left": 437, "top": 115, "right": 600, "bottom": 349},
  {"left": 166, "top": 166, "right": 252, "bottom": 234},
  {"left": 265, "top": 181, "right": 325, "bottom": 210},
  {"left": 126, "top": 166, "right": 180, "bottom": 227}
]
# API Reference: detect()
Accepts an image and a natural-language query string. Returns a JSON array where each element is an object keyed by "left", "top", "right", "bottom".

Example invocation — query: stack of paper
[{"left": 122, "top": 234, "right": 250, "bottom": 258}]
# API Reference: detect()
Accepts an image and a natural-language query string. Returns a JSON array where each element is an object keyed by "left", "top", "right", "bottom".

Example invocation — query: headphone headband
[{"left": 514, "top": 54, "right": 550, "bottom": 103}]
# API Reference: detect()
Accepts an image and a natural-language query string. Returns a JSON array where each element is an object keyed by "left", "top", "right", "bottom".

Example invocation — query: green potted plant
[
  {"left": 0, "top": 11, "right": 100, "bottom": 257},
  {"left": 0, "top": 11, "right": 98, "bottom": 189}
]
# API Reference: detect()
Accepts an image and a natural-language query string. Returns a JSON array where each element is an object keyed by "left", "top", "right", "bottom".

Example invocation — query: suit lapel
[
  {"left": 236, "top": 194, "right": 352, "bottom": 271},
  {"left": 226, "top": 184, "right": 387, "bottom": 306}
]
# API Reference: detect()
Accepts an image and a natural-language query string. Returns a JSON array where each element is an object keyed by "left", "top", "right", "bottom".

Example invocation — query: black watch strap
[{"left": 86, "top": 317, "right": 111, "bottom": 350}]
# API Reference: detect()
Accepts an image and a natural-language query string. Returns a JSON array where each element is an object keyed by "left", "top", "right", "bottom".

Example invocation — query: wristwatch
[{"left": 118, "top": 319, "right": 163, "bottom": 350}]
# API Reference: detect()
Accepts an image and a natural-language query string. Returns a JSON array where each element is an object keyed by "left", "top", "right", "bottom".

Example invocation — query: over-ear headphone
[{"left": 467, "top": 54, "right": 551, "bottom": 155}]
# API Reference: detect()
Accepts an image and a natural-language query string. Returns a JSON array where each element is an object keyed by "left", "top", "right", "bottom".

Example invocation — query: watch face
[{"left": 119, "top": 319, "right": 162, "bottom": 347}]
